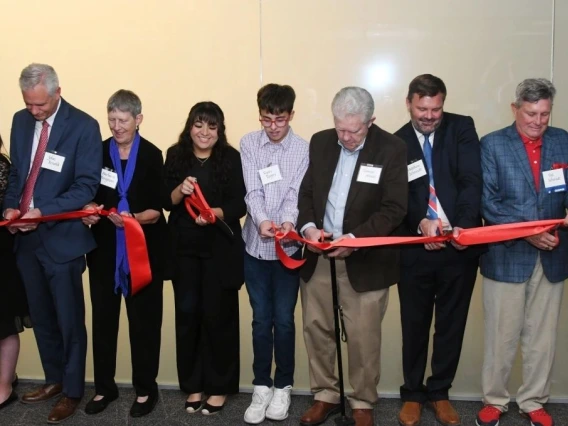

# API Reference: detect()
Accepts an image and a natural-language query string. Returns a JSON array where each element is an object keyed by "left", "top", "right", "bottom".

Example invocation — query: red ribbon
[
  {"left": 0, "top": 209, "right": 152, "bottom": 296},
  {"left": 275, "top": 219, "right": 565, "bottom": 269},
  {"left": 184, "top": 182, "right": 217, "bottom": 224}
]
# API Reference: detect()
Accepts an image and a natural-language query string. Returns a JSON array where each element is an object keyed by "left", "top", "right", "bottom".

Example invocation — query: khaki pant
[
  {"left": 300, "top": 257, "right": 389, "bottom": 409},
  {"left": 481, "top": 257, "right": 564, "bottom": 413}
]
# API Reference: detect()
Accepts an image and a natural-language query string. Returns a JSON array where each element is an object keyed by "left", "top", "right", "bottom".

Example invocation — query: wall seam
[{"left": 259, "top": 0, "right": 263, "bottom": 87}]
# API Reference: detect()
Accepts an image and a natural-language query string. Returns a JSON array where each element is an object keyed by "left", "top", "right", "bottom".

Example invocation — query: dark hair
[
  {"left": 257, "top": 84, "right": 296, "bottom": 114},
  {"left": 168, "top": 101, "right": 232, "bottom": 185},
  {"left": 407, "top": 74, "right": 447, "bottom": 102}
]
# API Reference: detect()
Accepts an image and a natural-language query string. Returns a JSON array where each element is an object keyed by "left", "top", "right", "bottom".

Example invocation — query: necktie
[
  {"left": 19, "top": 121, "right": 49, "bottom": 213},
  {"left": 422, "top": 133, "right": 438, "bottom": 219}
]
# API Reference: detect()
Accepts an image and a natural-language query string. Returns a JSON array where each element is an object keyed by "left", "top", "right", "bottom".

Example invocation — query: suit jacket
[
  {"left": 87, "top": 137, "right": 166, "bottom": 277},
  {"left": 4, "top": 98, "right": 102, "bottom": 262},
  {"left": 298, "top": 123, "right": 408, "bottom": 292},
  {"left": 480, "top": 123, "right": 568, "bottom": 283},
  {"left": 395, "top": 113, "right": 485, "bottom": 265}
]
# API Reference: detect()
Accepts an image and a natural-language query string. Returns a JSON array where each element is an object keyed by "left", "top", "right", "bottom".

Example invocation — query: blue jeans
[{"left": 244, "top": 250, "right": 301, "bottom": 388}]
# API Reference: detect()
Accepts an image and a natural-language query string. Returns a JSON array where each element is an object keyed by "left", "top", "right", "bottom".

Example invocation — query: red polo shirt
[{"left": 520, "top": 132, "right": 543, "bottom": 191}]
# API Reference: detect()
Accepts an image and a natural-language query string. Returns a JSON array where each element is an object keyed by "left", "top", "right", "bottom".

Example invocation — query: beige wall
[{"left": 1, "top": 0, "right": 567, "bottom": 399}]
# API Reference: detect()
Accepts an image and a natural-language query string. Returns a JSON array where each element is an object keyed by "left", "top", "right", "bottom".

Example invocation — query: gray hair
[
  {"left": 514, "top": 78, "right": 556, "bottom": 107},
  {"left": 331, "top": 87, "right": 375, "bottom": 122},
  {"left": 107, "top": 89, "right": 142, "bottom": 117},
  {"left": 19, "top": 63, "right": 59, "bottom": 95}
]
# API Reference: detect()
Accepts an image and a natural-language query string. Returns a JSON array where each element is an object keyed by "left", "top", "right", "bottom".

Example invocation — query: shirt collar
[
  {"left": 518, "top": 131, "right": 542, "bottom": 148},
  {"left": 260, "top": 127, "right": 294, "bottom": 150},
  {"left": 412, "top": 126, "right": 435, "bottom": 144}
]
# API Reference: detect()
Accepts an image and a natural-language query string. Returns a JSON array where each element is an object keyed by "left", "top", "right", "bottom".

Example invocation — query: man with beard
[{"left": 395, "top": 74, "right": 484, "bottom": 426}]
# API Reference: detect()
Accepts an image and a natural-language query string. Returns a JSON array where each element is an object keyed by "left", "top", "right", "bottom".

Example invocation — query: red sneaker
[
  {"left": 476, "top": 405, "right": 502, "bottom": 426},
  {"left": 521, "top": 408, "right": 554, "bottom": 426}
]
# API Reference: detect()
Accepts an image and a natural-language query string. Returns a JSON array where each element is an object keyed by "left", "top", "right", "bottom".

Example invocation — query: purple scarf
[{"left": 109, "top": 133, "right": 140, "bottom": 297}]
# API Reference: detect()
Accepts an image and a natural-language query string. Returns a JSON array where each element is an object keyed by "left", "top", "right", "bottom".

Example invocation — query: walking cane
[{"left": 329, "top": 258, "right": 355, "bottom": 426}]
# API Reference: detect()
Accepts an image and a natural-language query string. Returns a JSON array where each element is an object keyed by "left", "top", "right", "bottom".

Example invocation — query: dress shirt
[
  {"left": 413, "top": 127, "right": 451, "bottom": 230},
  {"left": 301, "top": 140, "right": 365, "bottom": 240},
  {"left": 27, "top": 99, "right": 61, "bottom": 209},
  {"left": 241, "top": 127, "right": 309, "bottom": 260}
]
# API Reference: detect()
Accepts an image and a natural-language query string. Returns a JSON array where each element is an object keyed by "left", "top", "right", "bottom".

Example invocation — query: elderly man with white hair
[{"left": 297, "top": 86, "right": 408, "bottom": 426}]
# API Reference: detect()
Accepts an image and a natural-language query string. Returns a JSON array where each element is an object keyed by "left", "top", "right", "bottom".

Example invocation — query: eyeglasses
[{"left": 259, "top": 116, "right": 289, "bottom": 128}]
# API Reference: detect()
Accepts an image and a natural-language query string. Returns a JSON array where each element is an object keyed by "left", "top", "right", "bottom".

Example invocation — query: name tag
[
  {"left": 408, "top": 159, "right": 427, "bottom": 182},
  {"left": 356, "top": 163, "right": 382, "bottom": 184},
  {"left": 543, "top": 169, "right": 567, "bottom": 193},
  {"left": 259, "top": 164, "right": 282, "bottom": 185},
  {"left": 101, "top": 168, "right": 118, "bottom": 189},
  {"left": 41, "top": 151, "right": 65, "bottom": 172}
]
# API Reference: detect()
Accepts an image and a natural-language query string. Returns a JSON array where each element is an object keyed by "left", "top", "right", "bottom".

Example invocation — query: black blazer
[
  {"left": 87, "top": 137, "right": 167, "bottom": 277},
  {"left": 163, "top": 145, "right": 246, "bottom": 290},
  {"left": 298, "top": 124, "right": 408, "bottom": 292},
  {"left": 395, "top": 112, "right": 485, "bottom": 264}
]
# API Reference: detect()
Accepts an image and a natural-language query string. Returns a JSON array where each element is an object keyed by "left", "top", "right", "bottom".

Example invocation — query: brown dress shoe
[
  {"left": 300, "top": 401, "right": 340, "bottom": 425},
  {"left": 47, "top": 396, "right": 81, "bottom": 424},
  {"left": 21, "top": 384, "right": 62, "bottom": 404},
  {"left": 431, "top": 400, "right": 460, "bottom": 425},
  {"left": 399, "top": 402, "right": 422, "bottom": 426},
  {"left": 352, "top": 408, "right": 373, "bottom": 426}
]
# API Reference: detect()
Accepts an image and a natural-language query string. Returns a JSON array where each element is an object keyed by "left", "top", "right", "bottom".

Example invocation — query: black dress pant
[
  {"left": 398, "top": 252, "right": 478, "bottom": 402},
  {"left": 89, "top": 266, "right": 163, "bottom": 397},
  {"left": 172, "top": 253, "right": 240, "bottom": 395}
]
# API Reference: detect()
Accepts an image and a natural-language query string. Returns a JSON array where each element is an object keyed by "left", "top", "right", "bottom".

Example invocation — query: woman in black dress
[
  {"left": 82, "top": 90, "right": 165, "bottom": 417},
  {"left": 0, "top": 133, "right": 31, "bottom": 410},
  {"left": 164, "top": 102, "right": 246, "bottom": 415}
]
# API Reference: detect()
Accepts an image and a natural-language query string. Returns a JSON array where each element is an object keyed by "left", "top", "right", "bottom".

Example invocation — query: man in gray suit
[{"left": 476, "top": 78, "right": 568, "bottom": 426}]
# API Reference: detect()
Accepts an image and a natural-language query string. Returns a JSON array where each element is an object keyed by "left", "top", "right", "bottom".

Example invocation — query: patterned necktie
[
  {"left": 422, "top": 133, "right": 438, "bottom": 219},
  {"left": 19, "top": 121, "right": 50, "bottom": 213}
]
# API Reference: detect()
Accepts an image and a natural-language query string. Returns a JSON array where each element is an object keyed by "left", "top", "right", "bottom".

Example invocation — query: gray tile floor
[{"left": 2, "top": 382, "right": 568, "bottom": 425}]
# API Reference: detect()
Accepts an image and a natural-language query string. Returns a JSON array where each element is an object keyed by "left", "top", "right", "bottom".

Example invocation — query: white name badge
[
  {"left": 356, "top": 163, "right": 382, "bottom": 184},
  {"left": 543, "top": 169, "right": 567, "bottom": 193},
  {"left": 408, "top": 160, "right": 427, "bottom": 182},
  {"left": 259, "top": 164, "right": 282, "bottom": 185},
  {"left": 41, "top": 151, "right": 65, "bottom": 172},
  {"left": 101, "top": 168, "right": 118, "bottom": 189}
]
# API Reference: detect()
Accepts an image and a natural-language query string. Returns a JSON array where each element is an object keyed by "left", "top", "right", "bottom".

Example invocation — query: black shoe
[
  {"left": 202, "top": 401, "right": 224, "bottom": 416},
  {"left": 85, "top": 394, "right": 118, "bottom": 415},
  {"left": 0, "top": 391, "right": 18, "bottom": 410},
  {"left": 130, "top": 391, "right": 158, "bottom": 417},
  {"left": 185, "top": 400, "right": 204, "bottom": 413}
]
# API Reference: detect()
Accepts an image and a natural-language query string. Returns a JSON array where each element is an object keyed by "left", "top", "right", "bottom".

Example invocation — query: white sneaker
[
  {"left": 266, "top": 385, "right": 292, "bottom": 421},
  {"left": 244, "top": 385, "right": 273, "bottom": 424}
]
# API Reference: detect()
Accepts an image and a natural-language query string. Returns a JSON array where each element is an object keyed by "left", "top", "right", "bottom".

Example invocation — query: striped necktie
[{"left": 422, "top": 133, "right": 438, "bottom": 219}]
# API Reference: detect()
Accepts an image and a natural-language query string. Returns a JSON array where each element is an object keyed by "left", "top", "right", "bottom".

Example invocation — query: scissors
[{"left": 184, "top": 181, "right": 234, "bottom": 237}]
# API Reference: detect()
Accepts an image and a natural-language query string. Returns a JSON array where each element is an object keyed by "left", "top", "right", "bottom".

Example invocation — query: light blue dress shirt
[{"left": 323, "top": 141, "right": 365, "bottom": 239}]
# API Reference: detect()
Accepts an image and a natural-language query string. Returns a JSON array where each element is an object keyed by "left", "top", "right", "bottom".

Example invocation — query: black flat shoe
[
  {"left": 202, "top": 401, "right": 224, "bottom": 416},
  {"left": 0, "top": 391, "right": 18, "bottom": 410},
  {"left": 85, "top": 394, "right": 118, "bottom": 415},
  {"left": 185, "top": 400, "right": 204, "bottom": 413},
  {"left": 130, "top": 391, "right": 158, "bottom": 417}
]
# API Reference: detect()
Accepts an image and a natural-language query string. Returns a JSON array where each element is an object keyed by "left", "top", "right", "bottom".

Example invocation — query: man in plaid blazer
[{"left": 477, "top": 78, "right": 568, "bottom": 426}]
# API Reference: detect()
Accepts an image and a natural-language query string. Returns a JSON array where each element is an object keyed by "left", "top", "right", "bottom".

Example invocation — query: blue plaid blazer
[{"left": 480, "top": 123, "right": 568, "bottom": 283}]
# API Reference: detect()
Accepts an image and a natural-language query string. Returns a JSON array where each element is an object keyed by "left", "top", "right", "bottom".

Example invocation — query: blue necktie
[{"left": 423, "top": 134, "right": 438, "bottom": 220}]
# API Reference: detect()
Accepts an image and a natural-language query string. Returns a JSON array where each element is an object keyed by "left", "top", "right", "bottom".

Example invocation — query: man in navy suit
[
  {"left": 476, "top": 79, "right": 568, "bottom": 426},
  {"left": 3, "top": 63, "right": 102, "bottom": 424},
  {"left": 395, "top": 74, "right": 483, "bottom": 426}
]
